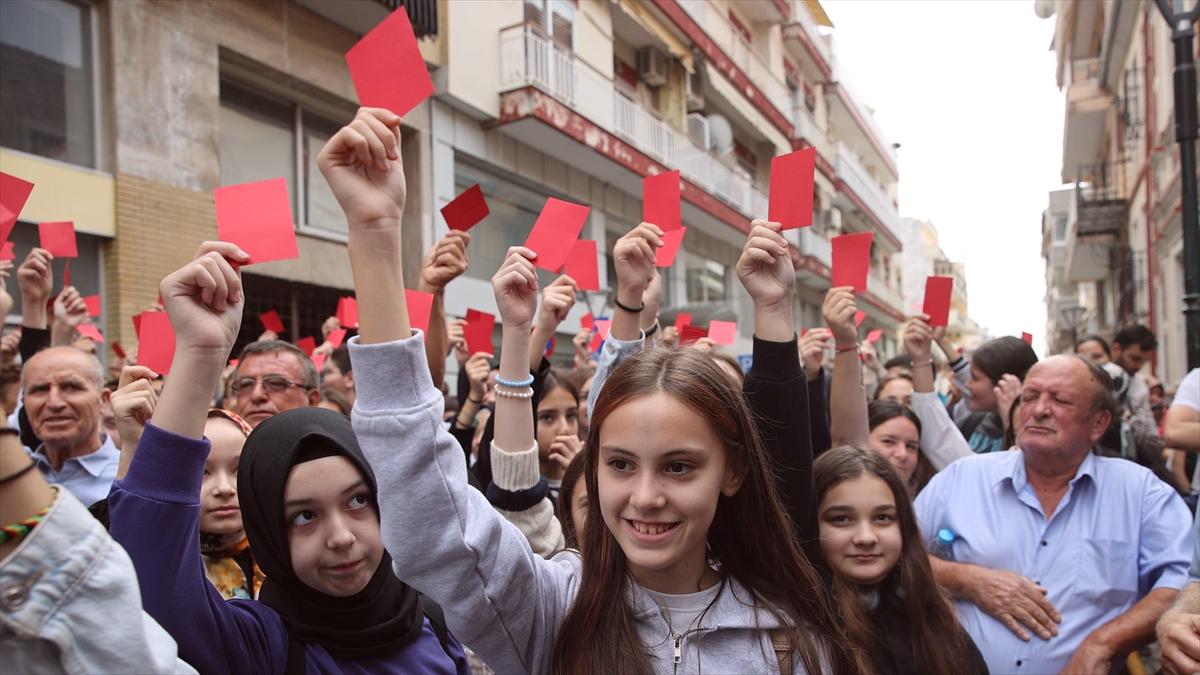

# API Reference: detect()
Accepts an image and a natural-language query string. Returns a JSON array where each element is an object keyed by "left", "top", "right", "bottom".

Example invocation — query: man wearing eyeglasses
[{"left": 227, "top": 340, "right": 319, "bottom": 428}]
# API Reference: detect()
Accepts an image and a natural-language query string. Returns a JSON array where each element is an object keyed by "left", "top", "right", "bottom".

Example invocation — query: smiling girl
[
  {"left": 814, "top": 446, "right": 987, "bottom": 675},
  {"left": 324, "top": 108, "right": 854, "bottom": 674}
]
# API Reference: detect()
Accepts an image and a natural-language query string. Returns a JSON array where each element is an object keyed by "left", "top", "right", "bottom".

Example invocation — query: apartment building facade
[
  {"left": 0, "top": 0, "right": 907, "bottom": 365},
  {"left": 1047, "top": 0, "right": 1196, "bottom": 384},
  {"left": 900, "top": 217, "right": 984, "bottom": 354}
]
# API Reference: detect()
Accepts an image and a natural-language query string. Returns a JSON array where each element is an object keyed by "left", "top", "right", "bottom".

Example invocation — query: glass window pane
[
  {"left": 684, "top": 251, "right": 727, "bottom": 304},
  {"left": 219, "top": 80, "right": 296, "bottom": 209},
  {"left": 302, "top": 112, "right": 346, "bottom": 234},
  {"left": 0, "top": 0, "right": 94, "bottom": 167}
]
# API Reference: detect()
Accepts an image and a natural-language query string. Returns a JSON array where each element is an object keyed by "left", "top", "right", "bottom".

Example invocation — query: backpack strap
[
  {"left": 419, "top": 594, "right": 453, "bottom": 659},
  {"left": 770, "top": 628, "right": 793, "bottom": 674}
]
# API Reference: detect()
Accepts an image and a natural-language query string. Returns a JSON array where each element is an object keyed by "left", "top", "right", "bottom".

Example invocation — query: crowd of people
[{"left": 2, "top": 106, "right": 1198, "bottom": 675}]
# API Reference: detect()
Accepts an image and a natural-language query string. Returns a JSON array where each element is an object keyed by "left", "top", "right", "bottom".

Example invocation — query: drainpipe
[{"left": 1142, "top": 6, "right": 1157, "bottom": 361}]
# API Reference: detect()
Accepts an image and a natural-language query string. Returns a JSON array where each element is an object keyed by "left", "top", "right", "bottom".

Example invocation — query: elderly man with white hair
[{"left": 915, "top": 354, "right": 1192, "bottom": 674}]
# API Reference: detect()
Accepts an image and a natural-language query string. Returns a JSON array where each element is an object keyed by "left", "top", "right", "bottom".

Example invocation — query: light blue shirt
[
  {"left": 28, "top": 433, "right": 120, "bottom": 507},
  {"left": 915, "top": 450, "right": 1192, "bottom": 674}
]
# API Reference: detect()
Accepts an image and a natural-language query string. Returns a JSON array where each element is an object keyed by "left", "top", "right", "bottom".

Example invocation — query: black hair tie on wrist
[{"left": 614, "top": 298, "right": 645, "bottom": 314}]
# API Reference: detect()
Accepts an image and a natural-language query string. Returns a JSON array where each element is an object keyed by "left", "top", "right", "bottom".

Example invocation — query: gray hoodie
[{"left": 349, "top": 332, "right": 817, "bottom": 674}]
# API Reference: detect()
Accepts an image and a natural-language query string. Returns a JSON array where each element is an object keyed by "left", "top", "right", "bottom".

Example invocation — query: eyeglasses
[{"left": 229, "top": 375, "right": 310, "bottom": 397}]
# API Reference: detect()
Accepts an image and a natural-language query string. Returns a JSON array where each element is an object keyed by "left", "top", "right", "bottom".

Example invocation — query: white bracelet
[{"left": 494, "top": 386, "right": 534, "bottom": 399}]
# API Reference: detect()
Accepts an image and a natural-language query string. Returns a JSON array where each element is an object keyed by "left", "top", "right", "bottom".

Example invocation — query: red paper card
[
  {"left": 406, "top": 288, "right": 435, "bottom": 333},
  {"left": 866, "top": 329, "right": 883, "bottom": 343},
  {"left": 1, "top": 241, "right": 14, "bottom": 261},
  {"left": 831, "top": 232, "right": 873, "bottom": 292},
  {"left": 463, "top": 310, "right": 496, "bottom": 356},
  {"left": 922, "top": 276, "right": 954, "bottom": 327},
  {"left": 768, "top": 148, "right": 815, "bottom": 230},
  {"left": 336, "top": 297, "right": 359, "bottom": 329},
  {"left": 1021, "top": 332, "right": 1034, "bottom": 345},
  {"left": 0, "top": 172, "right": 35, "bottom": 243},
  {"left": 76, "top": 323, "right": 104, "bottom": 343},
  {"left": 312, "top": 352, "right": 327, "bottom": 372},
  {"left": 674, "top": 312, "right": 692, "bottom": 331},
  {"left": 525, "top": 198, "right": 590, "bottom": 272},
  {"left": 643, "top": 170, "right": 681, "bottom": 231},
  {"left": 112, "top": 342, "right": 127, "bottom": 360},
  {"left": 800, "top": 328, "right": 811, "bottom": 337},
  {"left": 62, "top": 261, "right": 71, "bottom": 288},
  {"left": 580, "top": 312, "right": 594, "bottom": 330},
  {"left": 345, "top": 7, "right": 434, "bottom": 118},
  {"left": 589, "top": 331, "right": 604, "bottom": 352},
  {"left": 655, "top": 227, "right": 686, "bottom": 267},
  {"left": 327, "top": 328, "right": 347, "bottom": 349},
  {"left": 38, "top": 221, "right": 78, "bottom": 258},
  {"left": 214, "top": 178, "right": 298, "bottom": 265},
  {"left": 83, "top": 295, "right": 101, "bottom": 318},
  {"left": 594, "top": 319, "right": 612, "bottom": 340},
  {"left": 441, "top": 184, "right": 489, "bottom": 232},
  {"left": 562, "top": 239, "right": 600, "bottom": 292},
  {"left": 259, "top": 310, "right": 285, "bottom": 334},
  {"left": 678, "top": 324, "right": 707, "bottom": 345},
  {"left": 137, "top": 311, "right": 175, "bottom": 375},
  {"left": 708, "top": 320, "right": 736, "bottom": 345},
  {"left": 296, "top": 337, "right": 317, "bottom": 356},
  {"left": 854, "top": 310, "right": 866, "bottom": 327}
]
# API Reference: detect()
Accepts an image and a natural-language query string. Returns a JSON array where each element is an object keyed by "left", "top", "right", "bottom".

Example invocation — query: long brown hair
[
  {"left": 552, "top": 347, "right": 856, "bottom": 674},
  {"left": 813, "top": 446, "right": 973, "bottom": 675}
]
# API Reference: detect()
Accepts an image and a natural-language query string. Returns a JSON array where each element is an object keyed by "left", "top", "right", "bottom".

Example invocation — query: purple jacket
[{"left": 109, "top": 423, "right": 469, "bottom": 675}]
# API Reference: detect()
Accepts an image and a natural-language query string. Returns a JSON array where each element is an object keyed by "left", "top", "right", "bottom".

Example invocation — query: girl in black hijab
[{"left": 109, "top": 242, "right": 468, "bottom": 674}]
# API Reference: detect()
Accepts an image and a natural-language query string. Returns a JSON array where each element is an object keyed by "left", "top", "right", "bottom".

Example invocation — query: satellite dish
[
  {"left": 1034, "top": 0, "right": 1056, "bottom": 19},
  {"left": 707, "top": 114, "right": 734, "bottom": 155}
]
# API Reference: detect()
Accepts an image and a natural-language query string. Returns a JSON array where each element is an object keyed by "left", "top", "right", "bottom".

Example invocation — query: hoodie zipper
[{"left": 660, "top": 606, "right": 710, "bottom": 673}]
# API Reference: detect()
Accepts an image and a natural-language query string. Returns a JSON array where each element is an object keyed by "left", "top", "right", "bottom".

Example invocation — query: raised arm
[
  {"left": 321, "top": 109, "right": 573, "bottom": 674},
  {"left": 904, "top": 315, "right": 972, "bottom": 469},
  {"left": 107, "top": 365, "right": 160, "bottom": 479},
  {"left": 528, "top": 275, "right": 578, "bottom": 371},
  {"left": 736, "top": 219, "right": 815, "bottom": 544},
  {"left": 109, "top": 242, "right": 289, "bottom": 674},
  {"left": 823, "top": 287, "right": 869, "bottom": 446},
  {"left": 419, "top": 231, "right": 471, "bottom": 386}
]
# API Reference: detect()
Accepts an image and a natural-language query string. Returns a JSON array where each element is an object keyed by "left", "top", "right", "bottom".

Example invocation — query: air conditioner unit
[
  {"left": 637, "top": 46, "right": 668, "bottom": 87},
  {"left": 687, "top": 112, "right": 710, "bottom": 149},
  {"left": 825, "top": 207, "right": 843, "bottom": 232},
  {"left": 685, "top": 68, "right": 705, "bottom": 112}
]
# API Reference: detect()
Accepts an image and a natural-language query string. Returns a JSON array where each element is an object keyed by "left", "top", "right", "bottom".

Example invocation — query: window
[
  {"left": 0, "top": 0, "right": 96, "bottom": 167},
  {"left": 684, "top": 252, "right": 728, "bottom": 303},
  {"left": 733, "top": 139, "right": 757, "bottom": 177},
  {"left": 1053, "top": 215, "right": 1068, "bottom": 242},
  {"left": 219, "top": 78, "right": 348, "bottom": 236},
  {"left": 525, "top": 0, "right": 574, "bottom": 50}
]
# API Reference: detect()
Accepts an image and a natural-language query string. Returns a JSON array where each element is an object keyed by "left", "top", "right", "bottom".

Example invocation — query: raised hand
[
  {"left": 447, "top": 318, "right": 469, "bottom": 364},
  {"left": 902, "top": 315, "right": 934, "bottom": 362},
  {"left": 736, "top": 220, "right": 793, "bottom": 309},
  {"left": 613, "top": 222, "right": 663, "bottom": 302},
  {"left": 17, "top": 247, "right": 53, "bottom": 328},
  {"left": 0, "top": 328, "right": 20, "bottom": 365},
  {"left": 798, "top": 328, "right": 831, "bottom": 381},
  {"left": 316, "top": 107, "right": 406, "bottom": 230},
  {"left": 822, "top": 287, "right": 859, "bottom": 350},
  {"left": 160, "top": 242, "right": 249, "bottom": 356},
  {"left": 536, "top": 275, "right": 578, "bottom": 334},
  {"left": 994, "top": 373, "right": 1022, "bottom": 420},
  {"left": 109, "top": 365, "right": 160, "bottom": 478},
  {"left": 420, "top": 231, "right": 471, "bottom": 293},
  {"left": 464, "top": 351, "right": 492, "bottom": 400},
  {"left": 492, "top": 246, "right": 539, "bottom": 328},
  {"left": 52, "top": 286, "right": 90, "bottom": 347}
]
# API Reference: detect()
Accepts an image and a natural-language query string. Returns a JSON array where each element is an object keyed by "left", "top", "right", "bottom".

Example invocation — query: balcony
[
  {"left": 1064, "top": 165, "right": 1125, "bottom": 283},
  {"left": 499, "top": 26, "right": 769, "bottom": 221},
  {"left": 866, "top": 272, "right": 904, "bottom": 312},
  {"left": 827, "top": 60, "right": 898, "bottom": 176},
  {"left": 793, "top": 100, "right": 828, "bottom": 153},
  {"left": 833, "top": 142, "right": 900, "bottom": 243},
  {"left": 795, "top": 227, "right": 831, "bottom": 268},
  {"left": 1061, "top": 57, "right": 1111, "bottom": 182},
  {"left": 782, "top": 0, "right": 832, "bottom": 80}
]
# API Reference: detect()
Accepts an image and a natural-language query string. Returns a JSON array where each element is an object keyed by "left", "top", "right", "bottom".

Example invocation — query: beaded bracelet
[
  {"left": 0, "top": 487, "right": 56, "bottom": 546},
  {"left": 494, "top": 386, "right": 535, "bottom": 399},
  {"left": 495, "top": 374, "right": 534, "bottom": 388}
]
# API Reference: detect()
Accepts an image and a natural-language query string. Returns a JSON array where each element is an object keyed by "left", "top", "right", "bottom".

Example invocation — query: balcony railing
[
  {"left": 796, "top": 227, "right": 831, "bottom": 268},
  {"left": 866, "top": 273, "right": 904, "bottom": 311},
  {"left": 501, "top": 26, "right": 769, "bottom": 222},
  {"left": 1069, "top": 57, "right": 1102, "bottom": 86},
  {"left": 834, "top": 142, "right": 900, "bottom": 241},
  {"left": 788, "top": 0, "right": 832, "bottom": 67}
]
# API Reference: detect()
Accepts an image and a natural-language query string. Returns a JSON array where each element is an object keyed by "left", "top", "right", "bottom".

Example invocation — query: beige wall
[{"left": 445, "top": 0, "right": 523, "bottom": 118}]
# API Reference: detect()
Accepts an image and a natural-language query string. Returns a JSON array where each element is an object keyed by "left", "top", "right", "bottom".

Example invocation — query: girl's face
[
  {"left": 596, "top": 392, "right": 741, "bottom": 595},
  {"left": 200, "top": 417, "right": 247, "bottom": 535},
  {"left": 569, "top": 474, "right": 589, "bottom": 543},
  {"left": 283, "top": 456, "right": 383, "bottom": 597},
  {"left": 536, "top": 386, "right": 579, "bottom": 459},
  {"left": 818, "top": 474, "right": 902, "bottom": 586},
  {"left": 876, "top": 378, "right": 913, "bottom": 408},
  {"left": 578, "top": 374, "right": 595, "bottom": 437},
  {"left": 1075, "top": 339, "right": 1109, "bottom": 365},
  {"left": 966, "top": 364, "right": 997, "bottom": 412},
  {"left": 867, "top": 416, "right": 920, "bottom": 485}
]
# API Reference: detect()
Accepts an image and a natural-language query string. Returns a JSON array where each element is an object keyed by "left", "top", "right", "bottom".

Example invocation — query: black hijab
[{"left": 237, "top": 407, "right": 424, "bottom": 660}]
